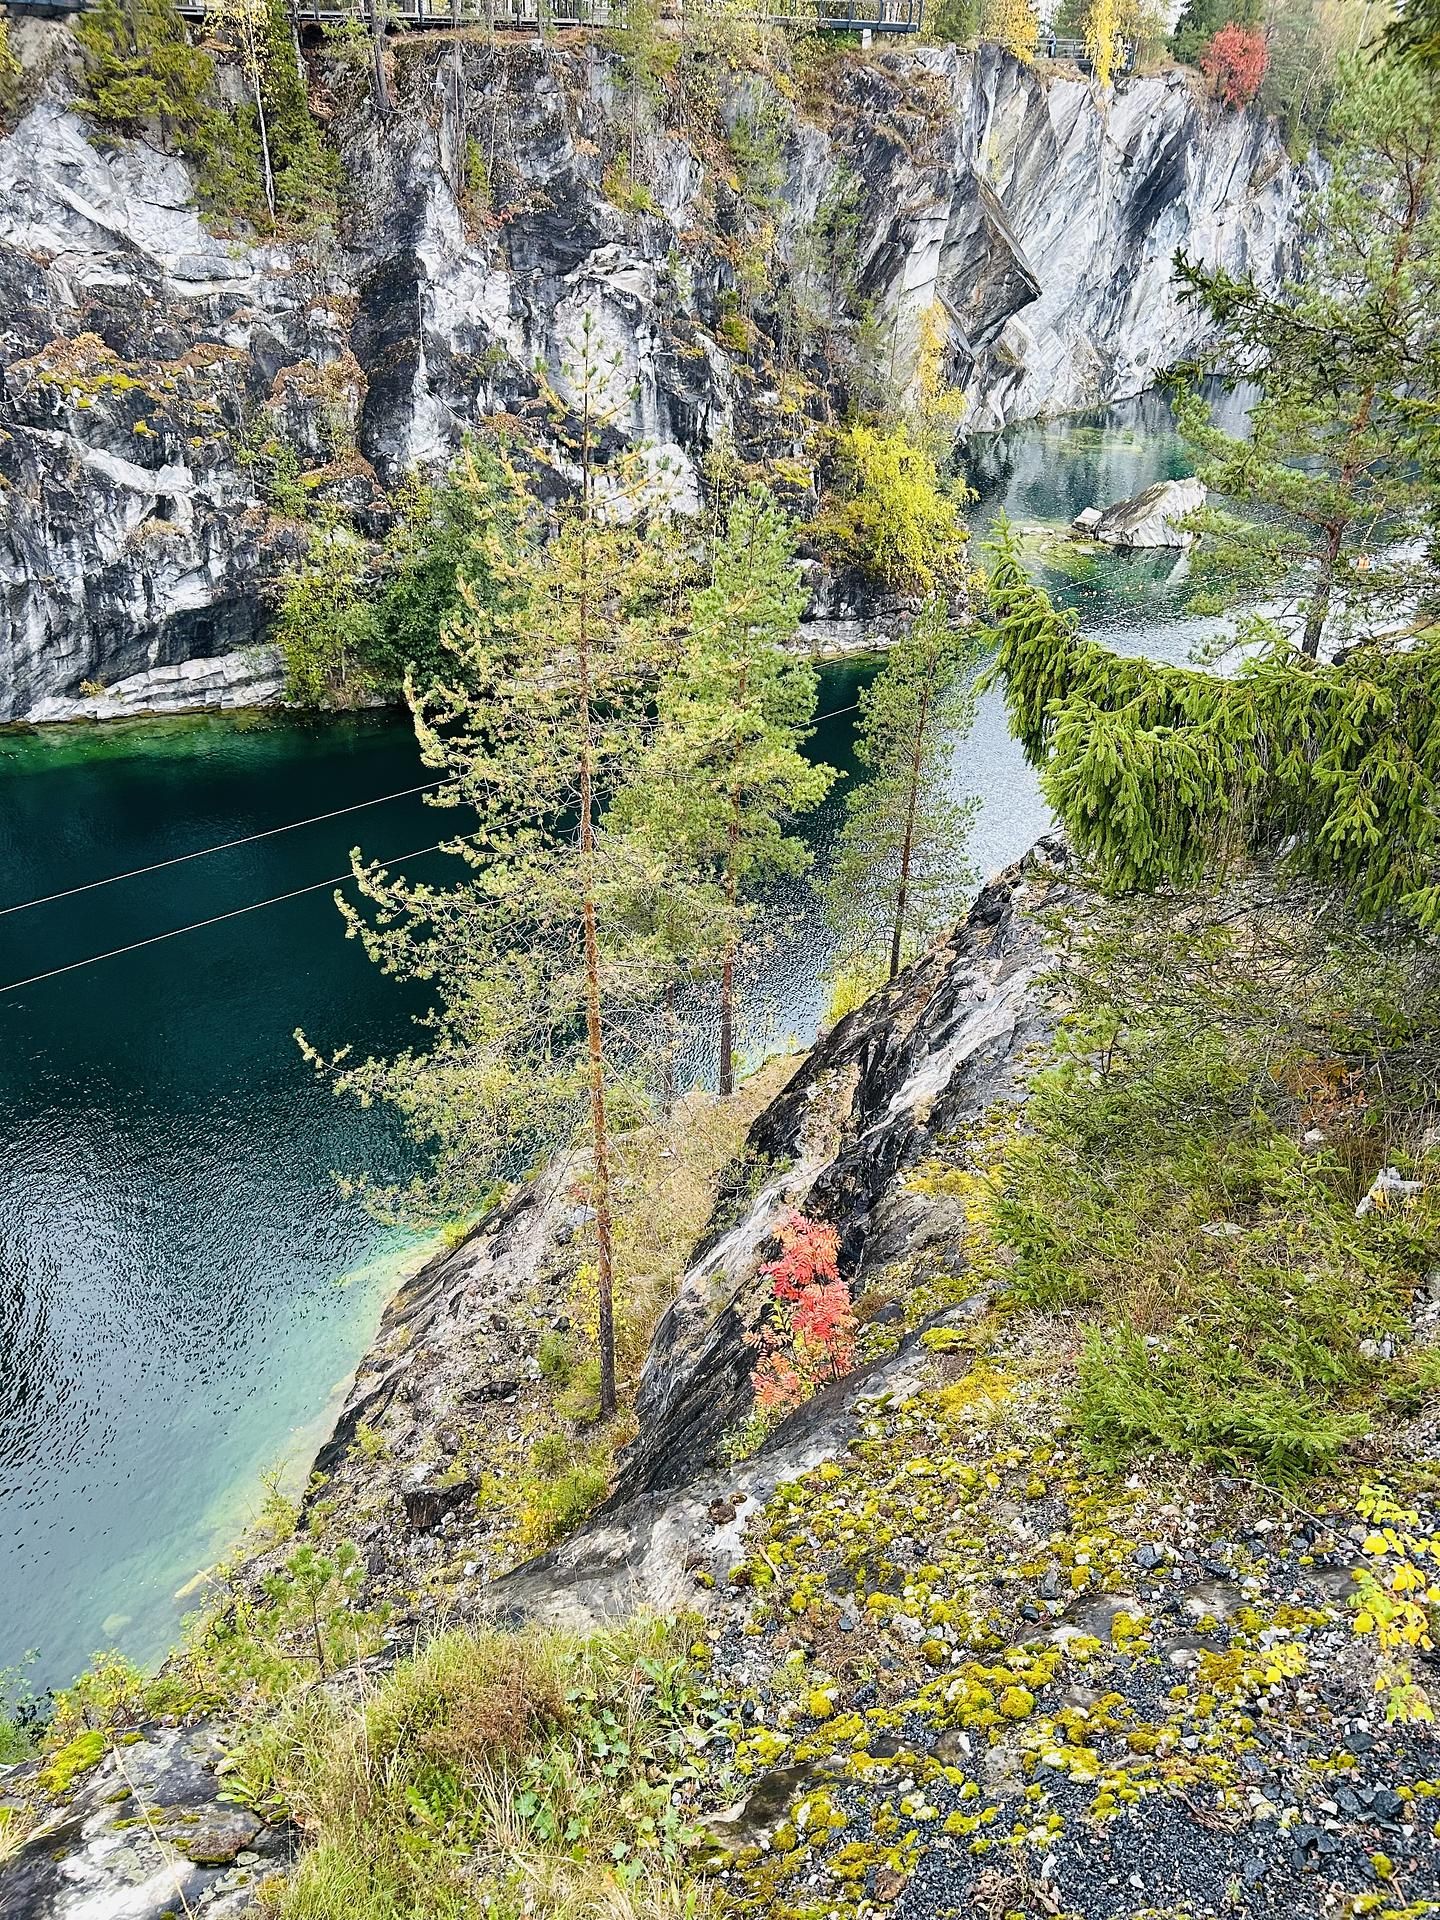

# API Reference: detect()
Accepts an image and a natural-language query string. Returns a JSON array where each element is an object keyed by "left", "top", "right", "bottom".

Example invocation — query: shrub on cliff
[
  {"left": 747, "top": 1212, "right": 856, "bottom": 1426},
  {"left": 1199, "top": 19, "right": 1269, "bottom": 104},
  {"left": 944, "top": 887, "right": 1440, "bottom": 1483},
  {"left": 75, "top": 0, "right": 329, "bottom": 229},
  {"left": 812, "top": 418, "right": 967, "bottom": 597}
]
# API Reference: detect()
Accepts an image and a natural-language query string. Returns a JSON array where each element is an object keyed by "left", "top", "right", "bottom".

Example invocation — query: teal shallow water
[{"left": 0, "top": 396, "right": 1214, "bottom": 1691}]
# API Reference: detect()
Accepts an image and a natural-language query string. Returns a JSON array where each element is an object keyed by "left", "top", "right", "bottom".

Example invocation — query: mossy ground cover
[
  {"left": 687, "top": 877, "right": 1440, "bottom": 1917},
  {"left": 699, "top": 1325, "right": 1440, "bottom": 1919}
]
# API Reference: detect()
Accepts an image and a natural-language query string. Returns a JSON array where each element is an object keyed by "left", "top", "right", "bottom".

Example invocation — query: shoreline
[{"left": 3, "top": 619, "right": 903, "bottom": 733}]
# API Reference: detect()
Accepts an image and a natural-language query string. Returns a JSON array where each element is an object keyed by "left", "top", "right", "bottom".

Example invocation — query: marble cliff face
[{"left": 0, "top": 33, "right": 1302, "bottom": 719}]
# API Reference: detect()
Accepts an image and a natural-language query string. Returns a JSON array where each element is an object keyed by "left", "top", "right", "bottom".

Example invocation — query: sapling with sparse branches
[
  {"left": 300, "top": 318, "right": 684, "bottom": 1422},
  {"left": 826, "top": 596, "right": 980, "bottom": 984}
]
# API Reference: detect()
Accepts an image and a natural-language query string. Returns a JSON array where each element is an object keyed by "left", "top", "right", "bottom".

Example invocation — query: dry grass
[
  {"left": 609, "top": 1058, "right": 797, "bottom": 1381},
  {"left": 243, "top": 1620, "right": 713, "bottom": 1920}
]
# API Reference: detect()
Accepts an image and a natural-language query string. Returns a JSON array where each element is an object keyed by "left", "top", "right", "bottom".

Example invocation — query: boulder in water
[{"left": 1074, "top": 476, "right": 1207, "bottom": 548}]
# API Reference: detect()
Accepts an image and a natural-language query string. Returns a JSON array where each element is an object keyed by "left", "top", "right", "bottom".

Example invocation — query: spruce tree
[
  {"left": 826, "top": 598, "right": 980, "bottom": 984},
  {"left": 983, "top": 518, "right": 1440, "bottom": 929},
  {"left": 1172, "top": 56, "right": 1440, "bottom": 658},
  {"left": 76, "top": 0, "right": 219, "bottom": 143},
  {"left": 614, "top": 489, "right": 835, "bottom": 1097},
  {"left": 1386, "top": 0, "right": 1440, "bottom": 69}
]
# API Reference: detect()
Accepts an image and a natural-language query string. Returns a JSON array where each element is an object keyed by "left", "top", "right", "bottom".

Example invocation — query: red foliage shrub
[
  {"left": 1200, "top": 22, "right": 1269, "bottom": 108},
  {"left": 749, "top": 1211, "right": 857, "bottom": 1418}
]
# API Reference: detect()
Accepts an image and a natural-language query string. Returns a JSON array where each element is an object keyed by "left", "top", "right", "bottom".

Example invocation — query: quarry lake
[{"left": 0, "top": 395, "right": 1225, "bottom": 1691}]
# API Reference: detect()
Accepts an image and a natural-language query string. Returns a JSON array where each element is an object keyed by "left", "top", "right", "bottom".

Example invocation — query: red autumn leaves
[
  {"left": 1201, "top": 21, "right": 1270, "bottom": 107},
  {"left": 749, "top": 1211, "right": 858, "bottom": 1417}
]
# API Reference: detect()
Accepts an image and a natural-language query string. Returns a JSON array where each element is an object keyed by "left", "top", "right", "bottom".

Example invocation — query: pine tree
[
  {"left": 1172, "top": 55, "right": 1440, "bottom": 658},
  {"left": 826, "top": 598, "right": 980, "bottom": 984},
  {"left": 614, "top": 488, "right": 835, "bottom": 1097},
  {"left": 301, "top": 329, "right": 679, "bottom": 1421}
]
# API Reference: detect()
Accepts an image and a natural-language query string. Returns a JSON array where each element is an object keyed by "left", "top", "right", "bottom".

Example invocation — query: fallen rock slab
[{"left": 1074, "top": 475, "right": 1206, "bottom": 548}]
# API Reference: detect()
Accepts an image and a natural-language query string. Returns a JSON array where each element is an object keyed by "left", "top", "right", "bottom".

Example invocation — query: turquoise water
[{"left": 0, "top": 396, "right": 1209, "bottom": 1692}]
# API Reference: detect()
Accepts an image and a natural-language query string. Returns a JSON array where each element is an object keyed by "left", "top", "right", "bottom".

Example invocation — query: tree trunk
[
  {"left": 370, "top": 0, "right": 393, "bottom": 116},
  {"left": 718, "top": 665, "right": 746, "bottom": 1098},
  {"left": 576, "top": 423, "right": 617, "bottom": 1422},
  {"left": 1302, "top": 526, "right": 1342, "bottom": 659},
  {"left": 889, "top": 686, "right": 930, "bottom": 981},
  {"left": 247, "top": 21, "right": 277, "bottom": 227},
  {"left": 661, "top": 976, "right": 677, "bottom": 1123},
  {"left": 286, "top": 0, "right": 305, "bottom": 93},
  {"left": 718, "top": 917, "right": 736, "bottom": 1095}
]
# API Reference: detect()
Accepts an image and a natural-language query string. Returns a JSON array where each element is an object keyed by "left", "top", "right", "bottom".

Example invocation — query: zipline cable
[
  {"left": 0, "top": 702, "right": 866, "bottom": 922},
  {"left": 0, "top": 780, "right": 444, "bottom": 919},
  {"left": 0, "top": 840, "right": 460, "bottom": 997},
  {"left": 0, "top": 698, "right": 873, "bottom": 988}
]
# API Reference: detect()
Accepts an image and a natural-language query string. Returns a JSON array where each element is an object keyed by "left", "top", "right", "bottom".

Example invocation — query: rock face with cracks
[{"left": 0, "top": 34, "right": 1300, "bottom": 718}]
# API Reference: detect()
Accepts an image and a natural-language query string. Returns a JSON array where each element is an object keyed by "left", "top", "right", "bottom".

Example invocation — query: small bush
[
  {"left": 528, "top": 1431, "right": 571, "bottom": 1475},
  {"left": 716, "top": 300, "right": 754, "bottom": 356},
  {"left": 556, "top": 1356, "right": 604, "bottom": 1425},
  {"left": 824, "top": 959, "right": 886, "bottom": 1026},
  {"left": 234, "top": 1619, "right": 712, "bottom": 1918},
  {"left": 521, "top": 1460, "right": 610, "bottom": 1547},
  {"left": 602, "top": 155, "right": 657, "bottom": 215},
  {"left": 536, "top": 1330, "right": 574, "bottom": 1385},
  {"left": 749, "top": 1211, "right": 856, "bottom": 1421},
  {"left": 49, "top": 1651, "right": 151, "bottom": 1738},
  {"left": 0, "top": 1715, "right": 28, "bottom": 1767}
]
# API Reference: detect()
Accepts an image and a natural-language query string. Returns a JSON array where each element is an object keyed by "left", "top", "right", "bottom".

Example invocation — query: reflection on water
[{"left": 0, "top": 391, "right": 1212, "bottom": 1690}]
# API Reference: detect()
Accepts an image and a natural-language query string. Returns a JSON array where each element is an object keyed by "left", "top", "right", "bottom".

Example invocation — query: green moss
[{"left": 38, "top": 1730, "right": 108, "bottom": 1798}]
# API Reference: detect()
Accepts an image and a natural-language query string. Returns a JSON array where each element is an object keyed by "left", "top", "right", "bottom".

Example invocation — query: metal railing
[
  {"left": 1036, "top": 29, "right": 1135, "bottom": 71},
  {"left": 8, "top": 0, "right": 922, "bottom": 31}
]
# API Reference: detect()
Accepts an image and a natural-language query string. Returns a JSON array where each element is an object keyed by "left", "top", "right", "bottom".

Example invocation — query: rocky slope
[
  {"left": 0, "top": 30, "right": 1301, "bottom": 719},
  {"left": 7, "top": 842, "right": 1440, "bottom": 1920}
]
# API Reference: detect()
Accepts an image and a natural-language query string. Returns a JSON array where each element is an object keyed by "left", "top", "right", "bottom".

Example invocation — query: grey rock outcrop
[
  {"left": 0, "top": 1722, "right": 286, "bottom": 1920},
  {"left": 1076, "top": 473, "right": 1207, "bottom": 547},
  {"left": 25, "top": 646, "right": 285, "bottom": 722},
  {"left": 0, "top": 39, "right": 1302, "bottom": 719}
]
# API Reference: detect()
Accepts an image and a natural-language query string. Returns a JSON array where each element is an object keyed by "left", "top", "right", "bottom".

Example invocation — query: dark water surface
[{"left": 0, "top": 395, "right": 1214, "bottom": 1689}]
